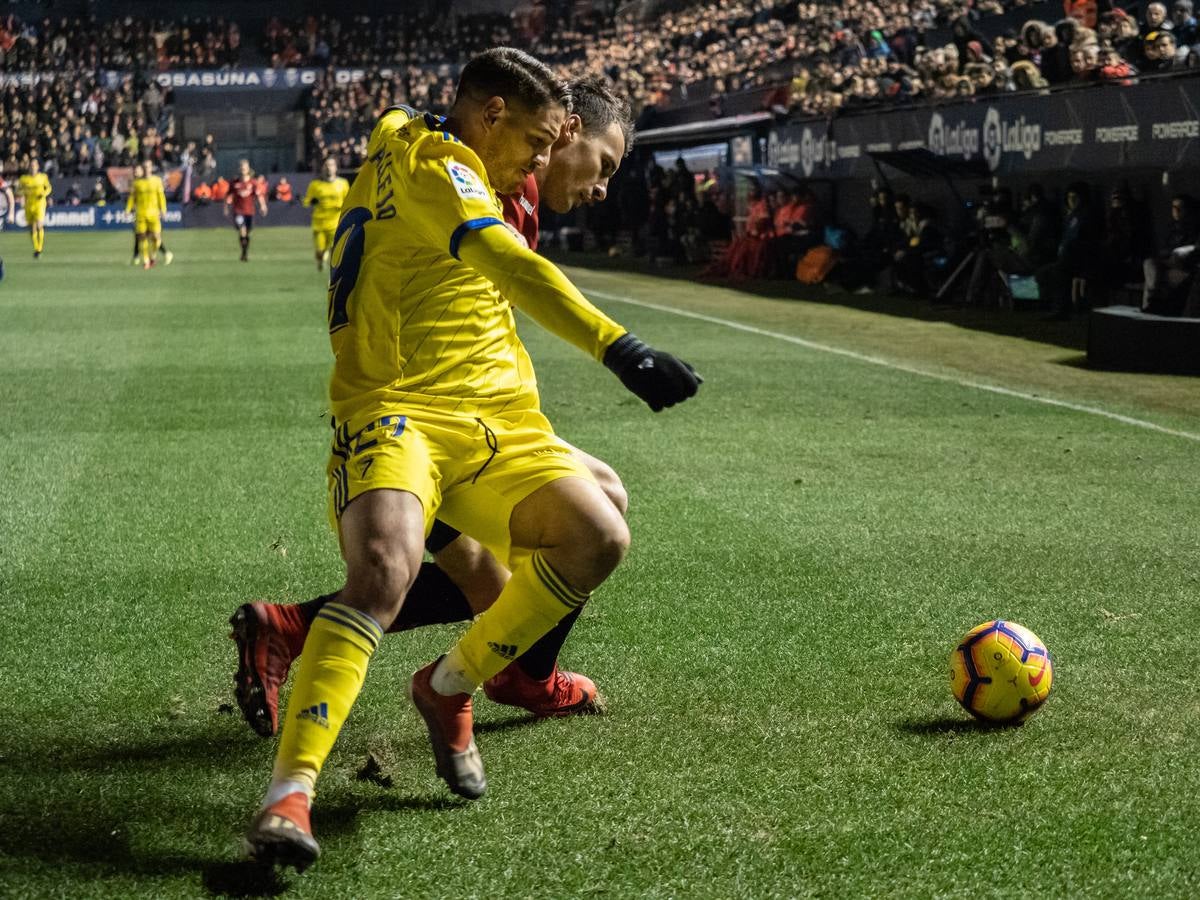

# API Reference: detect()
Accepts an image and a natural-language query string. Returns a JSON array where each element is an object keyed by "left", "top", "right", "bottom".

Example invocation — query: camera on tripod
[{"left": 977, "top": 185, "right": 1014, "bottom": 243}]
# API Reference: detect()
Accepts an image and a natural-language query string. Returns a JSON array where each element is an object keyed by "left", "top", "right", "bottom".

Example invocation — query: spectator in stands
[
  {"left": 1148, "top": 30, "right": 1187, "bottom": 69},
  {"left": 1011, "top": 59, "right": 1051, "bottom": 89},
  {"left": 1173, "top": 0, "right": 1199, "bottom": 44},
  {"left": 273, "top": 177, "right": 294, "bottom": 204},
  {"left": 1143, "top": 194, "right": 1199, "bottom": 312},
  {"left": 1142, "top": 2, "right": 1171, "bottom": 37},
  {"left": 1071, "top": 44, "right": 1101, "bottom": 81},
  {"left": 1038, "top": 182, "right": 1102, "bottom": 319}
]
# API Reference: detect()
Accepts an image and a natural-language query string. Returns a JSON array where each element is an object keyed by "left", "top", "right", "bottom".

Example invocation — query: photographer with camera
[{"left": 965, "top": 184, "right": 1059, "bottom": 307}]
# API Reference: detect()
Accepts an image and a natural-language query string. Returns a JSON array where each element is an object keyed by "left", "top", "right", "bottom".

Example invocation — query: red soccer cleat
[
  {"left": 230, "top": 603, "right": 303, "bottom": 737},
  {"left": 409, "top": 658, "right": 486, "bottom": 799},
  {"left": 484, "top": 663, "right": 606, "bottom": 717},
  {"left": 244, "top": 791, "right": 319, "bottom": 872}
]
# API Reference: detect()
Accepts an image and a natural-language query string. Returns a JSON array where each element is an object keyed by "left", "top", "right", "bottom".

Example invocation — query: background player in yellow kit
[
  {"left": 17, "top": 159, "right": 52, "bottom": 259},
  {"left": 126, "top": 161, "right": 168, "bottom": 269},
  {"left": 303, "top": 158, "right": 350, "bottom": 271},
  {"left": 243, "top": 48, "right": 700, "bottom": 871}
]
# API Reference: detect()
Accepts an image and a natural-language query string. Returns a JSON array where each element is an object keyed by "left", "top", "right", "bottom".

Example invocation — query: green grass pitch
[{"left": 1, "top": 228, "right": 1198, "bottom": 898}]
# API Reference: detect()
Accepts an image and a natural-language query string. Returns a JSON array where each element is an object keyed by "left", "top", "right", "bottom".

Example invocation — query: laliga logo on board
[
  {"left": 983, "top": 106, "right": 1042, "bottom": 171},
  {"left": 798, "top": 127, "right": 836, "bottom": 177},
  {"left": 799, "top": 127, "right": 816, "bottom": 177},
  {"left": 928, "top": 111, "right": 978, "bottom": 161},
  {"left": 928, "top": 112, "right": 947, "bottom": 157},
  {"left": 983, "top": 108, "right": 1003, "bottom": 170}
]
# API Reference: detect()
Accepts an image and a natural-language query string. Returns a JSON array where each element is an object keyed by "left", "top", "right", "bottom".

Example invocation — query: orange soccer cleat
[
  {"left": 409, "top": 658, "right": 486, "bottom": 799},
  {"left": 230, "top": 603, "right": 302, "bottom": 737},
  {"left": 244, "top": 791, "right": 319, "bottom": 872},
  {"left": 484, "top": 663, "right": 605, "bottom": 717}
]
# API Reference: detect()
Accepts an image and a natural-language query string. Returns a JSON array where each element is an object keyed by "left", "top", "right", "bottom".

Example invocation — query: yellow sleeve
[
  {"left": 126, "top": 188, "right": 135, "bottom": 213},
  {"left": 303, "top": 182, "right": 318, "bottom": 207},
  {"left": 457, "top": 223, "right": 627, "bottom": 363},
  {"left": 156, "top": 178, "right": 167, "bottom": 213},
  {"left": 401, "top": 138, "right": 508, "bottom": 257},
  {"left": 40, "top": 175, "right": 52, "bottom": 200}
]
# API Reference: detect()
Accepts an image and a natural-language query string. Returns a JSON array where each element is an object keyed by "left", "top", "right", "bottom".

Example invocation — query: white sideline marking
[{"left": 585, "top": 288, "right": 1200, "bottom": 444}]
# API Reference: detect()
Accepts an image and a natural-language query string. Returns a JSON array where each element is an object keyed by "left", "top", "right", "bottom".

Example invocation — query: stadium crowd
[
  {"left": 0, "top": 14, "right": 242, "bottom": 71},
  {"left": 0, "top": 69, "right": 193, "bottom": 186},
  {"left": 9, "top": 0, "right": 1200, "bottom": 175}
]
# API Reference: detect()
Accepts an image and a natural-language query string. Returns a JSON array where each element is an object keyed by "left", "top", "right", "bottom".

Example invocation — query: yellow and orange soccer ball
[{"left": 950, "top": 620, "right": 1053, "bottom": 723}]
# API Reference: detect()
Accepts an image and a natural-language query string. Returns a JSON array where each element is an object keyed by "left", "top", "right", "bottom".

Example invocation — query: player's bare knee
[
  {"left": 600, "top": 476, "right": 629, "bottom": 517},
  {"left": 347, "top": 543, "right": 417, "bottom": 616},
  {"left": 568, "top": 510, "right": 630, "bottom": 582}
]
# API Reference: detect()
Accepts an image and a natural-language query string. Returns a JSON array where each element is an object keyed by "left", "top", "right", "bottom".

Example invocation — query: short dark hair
[
  {"left": 568, "top": 76, "right": 635, "bottom": 155},
  {"left": 455, "top": 47, "right": 569, "bottom": 113}
]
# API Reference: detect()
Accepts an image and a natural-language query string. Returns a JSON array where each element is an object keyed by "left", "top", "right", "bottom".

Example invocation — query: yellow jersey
[
  {"left": 18, "top": 173, "right": 51, "bottom": 210},
  {"left": 340, "top": 105, "right": 415, "bottom": 216},
  {"left": 328, "top": 109, "right": 624, "bottom": 424},
  {"left": 304, "top": 176, "right": 351, "bottom": 229},
  {"left": 126, "top": 175, "right": 167, "bottom": 219}
]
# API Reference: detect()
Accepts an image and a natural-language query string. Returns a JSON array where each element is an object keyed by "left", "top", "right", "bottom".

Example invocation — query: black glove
[{"left": 603, "top": 333, "right": 702, "bottom": 412}]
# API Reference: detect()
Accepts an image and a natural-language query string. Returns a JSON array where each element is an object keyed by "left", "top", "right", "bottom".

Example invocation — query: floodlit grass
[{"left": 1, "top": 228, "right": 1197, "bottom": 898}]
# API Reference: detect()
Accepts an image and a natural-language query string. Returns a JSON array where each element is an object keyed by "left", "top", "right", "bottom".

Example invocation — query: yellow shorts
[
  {"left": 25, "top": 204, "right": 46, "bottom": 225},
  {"left": 136, "top": 215, "right": 161, "bottom": 234},
  {"left": 313, "top": 224, "right": 337, "bottom": 253},
  {"left": 327, "top": 406, "right": 595, "bottom": 566}
]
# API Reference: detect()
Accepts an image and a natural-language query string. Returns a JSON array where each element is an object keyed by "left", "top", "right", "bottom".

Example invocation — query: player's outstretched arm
[{"left": 457, "top": 226, "right": 702, "bottom": 411}]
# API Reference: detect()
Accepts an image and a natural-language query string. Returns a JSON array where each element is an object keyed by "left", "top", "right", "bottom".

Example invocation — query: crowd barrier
[
  {"left": 13, "top": 204, "right": 184, "bottom": 230},
  {"left": 766, "top": 77, "right": 1200, "bottom": 179}
]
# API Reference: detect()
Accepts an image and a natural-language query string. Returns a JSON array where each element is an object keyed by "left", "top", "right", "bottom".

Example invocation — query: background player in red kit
[
  {"left": 224, "top": 158, "right": 268, "bottom": 261},
  {"left": 229, "top": 76, "right": 637, "bottom": 738}
]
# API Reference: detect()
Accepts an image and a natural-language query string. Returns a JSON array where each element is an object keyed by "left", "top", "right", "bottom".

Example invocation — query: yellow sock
[
  {"left": 451, "top": 550, "right": 590, "bottom": 686},
  {"left": 139, "top": 236, "right": 149, "bottom": 264},
  {"left": 270, "top": 602, "right": 382, "bottom": 793},
  {"left": 32, "top": 229, "right": 41, "bottom": 253},
  {"left": 150, "top": 234, "right": 161, "bottom": 258}
]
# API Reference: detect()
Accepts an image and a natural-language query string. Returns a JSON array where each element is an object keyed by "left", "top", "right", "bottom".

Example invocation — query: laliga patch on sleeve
[
  {"left": 503, "top": 221, "right": 529, "bottom": 249},
  {"left": 445, "top": 161, "right": 490, "bottom": 202}
]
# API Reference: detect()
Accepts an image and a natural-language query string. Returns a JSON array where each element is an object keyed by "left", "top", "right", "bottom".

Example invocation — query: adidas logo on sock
[
  {"left": 297, "top": 701, "right": 330, "bottom": 728},
  {"left": 487, "top": 641, "right": 518, "bottom": 660}
]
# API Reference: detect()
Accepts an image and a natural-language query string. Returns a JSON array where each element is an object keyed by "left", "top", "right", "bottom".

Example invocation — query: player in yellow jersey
[
  {"left": 17, "top": 159, "right": 52, "bottom": 259},
  {"left": 303, "top": 158, "right": 350, "bottom": 271},
  {"left": 126, "top": 163, "right": 167, "bottom": 269},
  {"left": 244, "top": 49, "right": 701, "bottom": 871},
  {"left": 229, "top": 80, "right": 636, "bottom": 740},
  {"left": 128, "top": 162, "right": 174, "bottom": 267}
]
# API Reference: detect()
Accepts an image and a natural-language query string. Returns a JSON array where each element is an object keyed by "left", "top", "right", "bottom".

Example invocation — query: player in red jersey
[
  {"left": 224, "top": 159, "right": 268, "bottom": 261},
  {"left": 501, "top": 77, "right": 626, "bottom": 248},
  {"left": 229, "top": 76, "right": 636, "bottom": 737}
]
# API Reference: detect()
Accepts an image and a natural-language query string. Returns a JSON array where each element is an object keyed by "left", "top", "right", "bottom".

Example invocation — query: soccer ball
[{"left": 950, "top": 620, "right": 1053, "bottom": 723}]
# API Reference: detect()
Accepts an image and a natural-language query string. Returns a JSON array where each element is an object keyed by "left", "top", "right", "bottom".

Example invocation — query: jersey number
[{"left": 327, "top": 206, "right": 373, "bottom": 333}]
